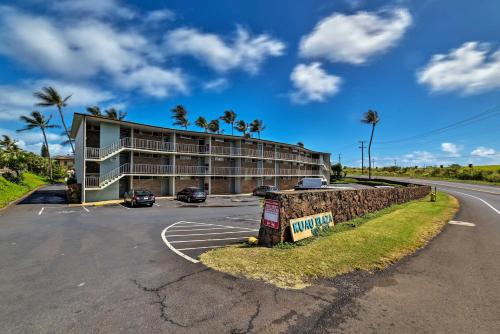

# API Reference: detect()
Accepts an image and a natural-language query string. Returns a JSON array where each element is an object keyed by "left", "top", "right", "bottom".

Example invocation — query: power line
[{"left": 377, "top": 105, "right": 500, "bottom": 145}]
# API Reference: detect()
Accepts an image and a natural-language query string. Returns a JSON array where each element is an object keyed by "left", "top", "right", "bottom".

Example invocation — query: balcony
[{"left": 85, "top": 136, "right": 324, "bottom": 165}]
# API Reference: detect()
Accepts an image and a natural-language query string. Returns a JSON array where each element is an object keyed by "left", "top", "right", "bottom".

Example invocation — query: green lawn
[
  {"left": 0, "top": 172, "right": 48, "bottom": 208},
  {"left": 201, "top": 192, "right": 458, "bottom": 289}
]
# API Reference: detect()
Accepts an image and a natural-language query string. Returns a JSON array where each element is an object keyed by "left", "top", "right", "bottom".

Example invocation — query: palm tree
[
  {"left": 234, "top": 120, "right": 249, "bottom": 137},
  {"left": 33, "top": 87, "right": 74, "bottom": 154},
  {"left": 105, "top": 108, "right": 127, "bottom": 120},
  {"left": 171, "top": 105, "right": 190, "bottom": 130},
  {"left": 0, "top": 135, "right": 19, "bottom": 152},
  {"left": 194, "top": 116, "right": 209, "bottom": 132},
  {"left": 249, "top": 119, "right": 265, "bottom": 139},
  {"left": 17, "top": 111, "right": 60, "bottom": 180},
  {"left": 86, "top": 106, "right": 102, "bottom": 116},
  {"left": 220, "top": 110, "right": 237, "bottom": 135},
  {"left": 208, "top": 119, "right": 222, "bottom": 134},
  {"left": 361, "top": 109, "right": 380, "bottom": 180},
  {"left": 297, "top": 142, "right": 304, "bottom": 148}
]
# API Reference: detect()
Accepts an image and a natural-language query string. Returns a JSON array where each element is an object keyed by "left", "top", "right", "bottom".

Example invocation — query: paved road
[{"left": 0, "top": 180, "right": 499, "bottom": 333}]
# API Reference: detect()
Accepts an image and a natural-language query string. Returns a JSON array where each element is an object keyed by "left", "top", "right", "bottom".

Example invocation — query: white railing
[
  {"left": 85, "top": 137, "right": 323, "bottom": 164},
  {"left": 85, "top": 176, "right": 99, "bottom": 187},
  {"left": 131, "top": 164, "right": 174, "bottom": 175},
  {"left": 176, "top": 165, "right": 210, "bottom": 175}
]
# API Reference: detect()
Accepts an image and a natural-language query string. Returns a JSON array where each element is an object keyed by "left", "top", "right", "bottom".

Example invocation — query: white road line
[
  {"left": 162, "top": 222, "right": 200, "bottom": 263},
  {"left": 177, "top": 245, "right": 226, "bottom": 251},
  {"left": 165, "top": 230, "right": 258, "bottom": 237},
  {"left": 38, "top": 207, "right": 44, "bottom": 215},
  {"left": 167, "top": 226, "right": 257, "bottom": 232},
  {"left": 174, "top": 221, "right": 260, "bottom": 230},
  {"left": 446, "top": 189, "right": 500, "bottom": 215},
  {"left": 82, "top": 206, "right": 90, "bottom": 212},
  {"left": 421, "top": 180, "right": 500, "bottom": 195},
  {"left": 169, "top": 237, "right": 249, "bottom": 244},
  {"left": 449, "top": 220, "right": 476, "bottom": 227}
]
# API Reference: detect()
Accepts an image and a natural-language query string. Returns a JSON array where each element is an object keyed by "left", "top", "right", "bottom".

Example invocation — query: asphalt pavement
[{"left": 0, "top": 180, "right": 499, "bottom": 333}]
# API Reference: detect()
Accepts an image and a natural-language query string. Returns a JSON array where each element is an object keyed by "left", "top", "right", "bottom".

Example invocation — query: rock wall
[{"left": 258, "top": 184, "right": 431, "bottom": 247}]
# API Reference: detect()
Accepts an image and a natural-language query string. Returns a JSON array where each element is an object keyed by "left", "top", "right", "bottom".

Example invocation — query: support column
[
  {"left": 82, "top": 117, "right": 86, "bottom": 203},
  {"left": 170, "top": 131, "right": 176, "bottom": 195},
  {"left": 208, "top": 135, "right": 212, "bottom": 195}
]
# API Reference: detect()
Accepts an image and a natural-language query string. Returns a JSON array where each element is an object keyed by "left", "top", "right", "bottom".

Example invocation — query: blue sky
[{"left": 0, "top": 0, "right": 499, "bottom": 166}]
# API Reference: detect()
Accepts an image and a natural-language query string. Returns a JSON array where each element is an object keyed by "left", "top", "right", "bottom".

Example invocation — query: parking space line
[
  {"left": 38, "top": 207, "right": 44, "bottom": 215},
  {"left": 167, "top": 226, "right": 257, "bottom": 232},
  {"left": 177, "top": 245, "right": 226, "bottom": 251},
  {"left": 162, "top": 222, "right": 200, "bottom": 263},
  {"left": 165, "top": 230, "right": 258, "bottom": 237},
  {"left": 82, "top": 206, "right": 90, "bottom": 212},
  {"left": 169, "top": 237, "right": 252, "bottom": 244}
]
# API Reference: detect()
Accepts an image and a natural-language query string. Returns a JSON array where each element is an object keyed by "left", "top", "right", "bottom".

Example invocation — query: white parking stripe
[
  {"left": 82, "top": 206, "right": 90, "bottom": 212},
  {"left": 167, "top": 226, "right": 257, "bottom": 232},
  {"left": 165, "top": 230, "right": 258, "bottom": 237},
  {"left": 177, "top": 245, "right": 226, "bottom": 251},
  {"left": 38, "top": 207, "right": 44, "bottom": 215},
  {"left": 162, "top": 222, "right": 200, "bottom": 263},
  {"left": 169, "top": 237, "right": 250, "bottom": 244}
]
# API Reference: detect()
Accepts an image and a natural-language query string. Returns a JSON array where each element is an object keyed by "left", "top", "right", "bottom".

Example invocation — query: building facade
[
  {"left": 70, "top": 114, "right": 331, "bottom": 203},
  {"left": 54, "top": 155, "right": 74, "bottom": 170}
]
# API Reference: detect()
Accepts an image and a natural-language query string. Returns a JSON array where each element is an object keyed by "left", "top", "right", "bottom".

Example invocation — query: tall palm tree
[
  {"left": 171, "top": 105, "right": 190, "bottom": 130},
  {"left": 0, "top": 135, "right": 19, "bottom": 152},
  {"left": 105, "top": 108, "right": 127, "bottom": 120},
  {"left": 207, "top": 119, "right": 222, "bottom": 134},
  {"left": 249, "top": 119, "right": 265, "bottom": 139},
  {"left": 220, "top": 110, "right": 237, "bottom": 135},
  {"left": 33, "top": 87, "right": 74, "bottom": 154},
  {"left": 17, "top": 111, "right": 60, "bottom": 180},
  {"left": 86, "top": 106, "right": 102, "bottom": 116},
  {"left": 361, "top": 109, "right": 380, "bottom": 180},
  {"left": 234, "top": 120, "right": 249, "bottom": 137},
  {"left": 194, "top": 116, "right": 209, "bottom": 132}
]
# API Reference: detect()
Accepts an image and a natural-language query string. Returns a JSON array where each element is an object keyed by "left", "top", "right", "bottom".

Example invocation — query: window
[
  {"left": 179, "top": 135, "right": 192, "bottom": 140},
  {"left": 179, "top": 156, "right": 191, "bottom": 160},
  {"left": 214, "top": 138, "right": 224, "bottom": 142},
  {"left": 214, "top": 157, "right": 224, "bottom": 161}
]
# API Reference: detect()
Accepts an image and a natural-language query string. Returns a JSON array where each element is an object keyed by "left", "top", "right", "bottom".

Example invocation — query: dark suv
[
  {"left": 176, "top": 187, "right": 207, "bottom": 203},
  {"left": 252, "top": 185, "right": 278, "bottom": 196},
  {"left": 124, "top": 189, "right": 155, "bottom": 207}
]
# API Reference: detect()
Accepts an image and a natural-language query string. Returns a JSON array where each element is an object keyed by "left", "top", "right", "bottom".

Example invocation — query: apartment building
[{"left": 70, "top": 113, "right": 331, "bottom": 203}]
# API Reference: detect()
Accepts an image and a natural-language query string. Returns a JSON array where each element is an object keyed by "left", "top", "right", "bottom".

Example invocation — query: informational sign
[
  {"left": 289, "top": 211, "right": 334, "bottom": 242},
  {"left": 262, "top": 199, "right": 280, "bottom": 230}
]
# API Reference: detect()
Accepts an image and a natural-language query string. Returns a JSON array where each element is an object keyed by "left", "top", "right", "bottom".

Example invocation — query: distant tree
[
  {"left": 86, "top": 106, "right": 102, "bottom": 116},
  {"left": 220, "top": 110, "right": 237, "bottom": 135},
  {"left": 105, "top": 108, "right": 127, "bottom": 120},
  {"left": 331, "top": 163, "right": 342, "bottom": 179},
  {"left": 41, "top": 143, "right": 49, "bottom": 158},
  {"left": 207, "top": 119, "right": 222, "bottom": 134},
  {"left": 249, "top": 119, "right": 265, "bottom": 139},
  {"left": 171, "top": 105, "right": 190, "bottom": 130},
  {"left": 234, "top": 120, "right": 249, "bottom": 137},
  {"left": 194, "top": 116, "right": 209, "bottom": 132},
  {"left": 0, "top": 135, "right": 19, "bottom": 152},
  {"left": 17, "top": 111, "right": 60, "bottom": 180},
  {"left": 361, "top": 109, "right": 380, "bottom": 180},
  {"left": 297, "top": 142, "right": 304, "bottom": 148},
  {"left": 33, "top": 86, "right": 74, "bottom": 154}
]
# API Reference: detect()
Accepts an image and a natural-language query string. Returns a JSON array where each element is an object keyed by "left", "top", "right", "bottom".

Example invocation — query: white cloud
[
  {"left": 0, "top": 7, "right": 187, "bottom": 98},
  {"left": 404, "top": 151, "right": 436, "bottom": 164},
  {"left": 471, "top": 146, "right": 496, "bottom": 157},
  {"left": 51, "top": 0, "right": 135, "bottom": 19},
  {"left": 417, "top": 42, "right": 500, "bottom": 95},
  {"left": 289, "top": 63, "right": 342, "bottom": 104},
  {"left": 299, "top": 8, "right": 412, "bottom": 64},
  {"left": 164, "top": 26, "right": 285, "bottom": 74},
  {"left": 0, "top": 127, "right": 69, "bottom": 156},
  {"left": 203, "top": 78, "right": 229, "bottom": 92},
  {"left": 0, "top": 80, "right": 114, "bottom": 120},
  {"left": 144, "top": 9, "right": 175, "bottom": 23},
  {"left": 441, "top": 142, "right": 461, "bottom": 157}
]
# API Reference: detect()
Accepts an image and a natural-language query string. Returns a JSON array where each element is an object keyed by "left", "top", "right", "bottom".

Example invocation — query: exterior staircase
[{"left": 86, "top": 163, "right": 130, "bottom": 190}]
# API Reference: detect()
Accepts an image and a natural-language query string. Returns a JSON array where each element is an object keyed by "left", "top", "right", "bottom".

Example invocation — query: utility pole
[
  {"left": 338, "top": 153, "right": 342, "bottom": 165},
  {"left": 358, "top": 141, "right": 366, "bottom": 174}
]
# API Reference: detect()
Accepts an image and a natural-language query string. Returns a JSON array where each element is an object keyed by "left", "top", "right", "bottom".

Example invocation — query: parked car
[
  {"left": 294, "top": 177, "right": 328, "bottom": 190},
  {"left": 252, "top": 185, "right": 278, "bottom": 196},
  {"left": 124, "top": 189, "right": 155, "bottom": 207},
  {"left": 176, "top": 187, "right": 207, "bottom": 203}
]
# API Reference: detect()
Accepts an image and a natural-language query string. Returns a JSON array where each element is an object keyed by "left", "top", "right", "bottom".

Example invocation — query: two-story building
[{"left": 69, "top": 113, "right": 331, "bottom": 203}]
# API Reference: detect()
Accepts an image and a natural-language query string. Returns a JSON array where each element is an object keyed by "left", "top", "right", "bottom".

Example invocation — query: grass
[
  {"left": 201, "top": 192, "right": 458, "bottom": 289},
  {"left": 0, "top": 172, "right": 48, "bottom": 208}
]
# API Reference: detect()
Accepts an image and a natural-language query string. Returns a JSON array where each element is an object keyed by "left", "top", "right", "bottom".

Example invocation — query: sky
[{"left": 0, "top": 0, "right": 499, "bottom": 167}]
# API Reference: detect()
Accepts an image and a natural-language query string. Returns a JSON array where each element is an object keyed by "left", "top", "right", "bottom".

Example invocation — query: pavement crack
[{"left": 131, "top": 268, "right": 209, "bottom": 327}]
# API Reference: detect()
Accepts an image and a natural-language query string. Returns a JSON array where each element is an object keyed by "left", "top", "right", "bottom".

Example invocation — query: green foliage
[
  {"left": 0, "top": 172, "right": 48, "bottom": 208},
  {"left": 331, "top": 163, "right": 343, "bottom": 180}
]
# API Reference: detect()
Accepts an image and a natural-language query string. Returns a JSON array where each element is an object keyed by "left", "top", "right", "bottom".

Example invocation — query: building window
[
  {"left": 214, "top": 157, "right": 224, "bottom": 161},
  {"left": 214, "top": 138, "right": 224, "bottom": 142},
  {"left": 179, "top": 135, "right": 192, "bottom": 140},
  {"left": 179, "top": 156, "right": 191, "bottom": 160}
]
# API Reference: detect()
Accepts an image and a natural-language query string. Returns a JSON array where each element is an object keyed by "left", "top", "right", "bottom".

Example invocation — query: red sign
[{"left": 262, "top": 199, "right": 280, "bottom": 230}]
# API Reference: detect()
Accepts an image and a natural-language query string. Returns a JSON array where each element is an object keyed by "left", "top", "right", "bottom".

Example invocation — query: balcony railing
[
  {"left": 85, "top": 137, "right": 323, "bottom": 164},
  {"left": 131, "top": 164, "right": 174, "bottom": 175}
]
